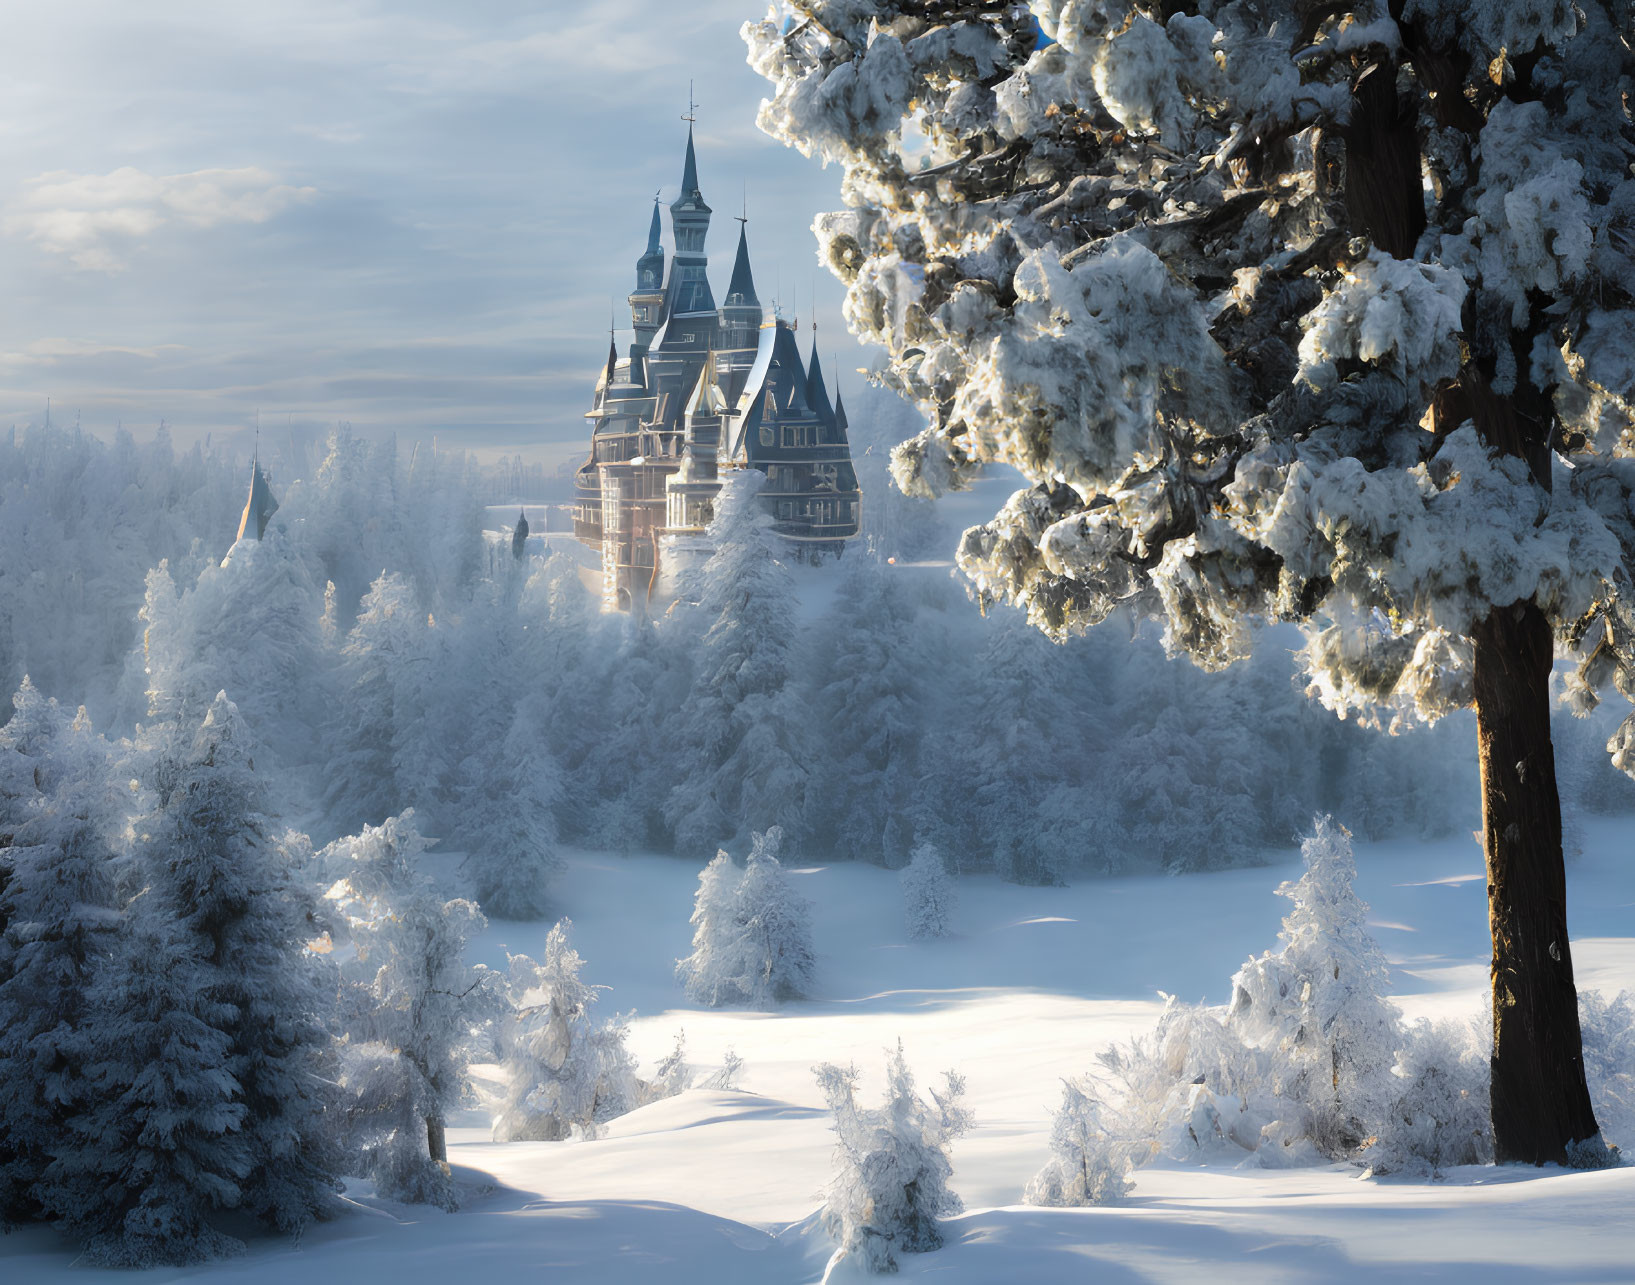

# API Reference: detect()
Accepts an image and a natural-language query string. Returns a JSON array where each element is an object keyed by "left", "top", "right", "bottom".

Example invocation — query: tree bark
[
  {"left": 426, "top": 1113, "right": 447, "bottom": 1164},
  {"left": 1471, "top": 601, "right": 1601, "bottom": 1164}
]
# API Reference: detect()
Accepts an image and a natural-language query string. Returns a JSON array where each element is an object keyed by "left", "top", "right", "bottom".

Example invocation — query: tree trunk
[
  {"left": 1471, "top": 601, "right": 1600, "bottom": 1164},
  {"left": 425, "top": 1113, "right": 447, "bottom": 1164}
]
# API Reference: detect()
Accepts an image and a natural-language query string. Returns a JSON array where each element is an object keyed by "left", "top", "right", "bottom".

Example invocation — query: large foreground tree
[{"left": 748, "top": 0, "right": 1635, "bottom": 1163}]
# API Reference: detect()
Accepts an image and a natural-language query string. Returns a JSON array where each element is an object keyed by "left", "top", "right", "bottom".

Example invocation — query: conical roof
[
  {"left": 725, "top": 222, "right": 758, "bottom": 306},
  {"left": 235, "top": 460, "right": 280, "bottom": 542},
  {"left": 671, "top": 126, "right": 708, "bottom": 212},
  {"left": 805, "top": 336, "right": 835, "bottom": 426},
  {"left": 834, "top": 386, "right": 850, "bottom": 435},
  {"left": 636, "top": 200, "right": 664, "bottom": 290}
]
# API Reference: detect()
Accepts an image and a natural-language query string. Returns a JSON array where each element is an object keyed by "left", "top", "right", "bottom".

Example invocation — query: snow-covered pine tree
[
  {"left": 576, "top": 613, "right": 686, "bottom": 851},
  {"left": 734, "top": 826, "right": 816, "bottom": 1007},
  {"left": 675, "top": 829, "right": 816, "bottom": 1007},
  {"left": 46, "top": 902, "right": 250, "bottom": 1266},
  {"left": 814, "top": 1042, "right": 971, "bottom": 1274},
  {"left": 450, "top": 699, "right": 564, "bottom": 921},
  {"left": 129, "top": 693, "right": 340, "bottom": 1234},
  {"left": 900, "top": 841, "right": 956, "bottom": 940},
  {"left": 325, "top": 811, "right": 493, "bottom": 1208},
  {"left": 676, "top": 850, "right": 748, "bottom": 1007},
  {"left": 749, "top": 0, "right": 1635, "bottom": 1163},
  {"left": 939, "top": 615, "right": 1099, "bottom": 883},
  {"left": 1024, "top": 1079, "right": 1131, "bottom": 1207},
  {"left": 1227, "top": 817, "right": 1400, "bottom": 1158},
  {"left": 805, "top": 551, "right": 924, "bottom": 866},
  {"left": 136, "top": 533, "right": 329, "bottom": 769},
  {"left": 492, "top": 919, "right": 637, "bottom": 1141},
  {"left": 324, "top": 572, "right": 420, "bottom": 833},
  {"left": 0, "top": 693, "right": 120, "bottom": 1224},
  {"left": 664, "top": 470, "right": 810, "bottom": 857}
]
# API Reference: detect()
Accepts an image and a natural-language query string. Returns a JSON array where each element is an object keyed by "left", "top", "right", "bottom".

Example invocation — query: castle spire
[
  {"left": 635, "top": 195, "right": 664, "bottom": 291},
  {"left": 805, "top": 325, "right": 835, "bottom": 426},
  {"left": 235, "top": 458, "right": 279, "bottom": 542},
  {"left": 666, "top": 109, "right": 715, "bottom": 317},
  {"left": 679, "top": 126, "right": 701, "bottom": 203},
  {"left": 725, "top": 219, "right": 758, "bottom": 306}
]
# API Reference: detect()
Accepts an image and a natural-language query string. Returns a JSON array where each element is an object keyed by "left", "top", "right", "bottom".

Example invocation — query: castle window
[{"left": 759, "top": 425, "right": 773, "bottom": 447}]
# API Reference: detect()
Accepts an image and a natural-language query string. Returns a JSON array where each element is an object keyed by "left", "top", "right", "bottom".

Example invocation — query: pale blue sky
[{"left": 0, "top": 1, "right": 861, "bottom": 464}]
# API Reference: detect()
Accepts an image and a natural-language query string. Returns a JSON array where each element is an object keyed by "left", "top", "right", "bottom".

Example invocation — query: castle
[{"left": 572, "top": 126, "right": 861, "bottom": 611}]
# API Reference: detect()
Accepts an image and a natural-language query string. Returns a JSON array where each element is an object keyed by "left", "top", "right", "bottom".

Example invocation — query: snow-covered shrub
[
  {"left": 1085, "top": 817, "right": 1514, "bottom": 1176},
  {"left": 1365, "top": 1017, "right": 1493, "bottom": 1177},
  {"left": 1024, "top": 1080, "right": 1132, "bottom": 1206},
  {"left": 1227, "top": 816, "right": 1400, "bottom": 1158},
  {"left": 1095, "top": 995, "right": 1270, "bottom": 1164},
  {"left": 675, "top": 827, "right": 815, "bottom": 1008},
  {"left": 492, "top": 919, "right": 637, "bottom": 1141},
  {"left": 815, "top": 1042, "right": 972, "bottom": 1274},
  {"left": 699, "top": 1047, "right": 746, "bottom": 1091},
  {"left": 900, "top": 841, "right": 956, "bottom": 939},
  {"left": 646, "top": 1030, "right": 695, "bottom": 1102},
  {"left": 1580, "top": 990, "right": 1635, "bottom": 1153},
  {"left": 324, "top": 811, "right": 496, "bottom": 1208}
]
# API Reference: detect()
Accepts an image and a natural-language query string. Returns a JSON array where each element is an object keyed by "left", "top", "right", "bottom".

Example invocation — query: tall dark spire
[
  {"left": 725, "top": 220, "right": 758, "bottom": 306},
  {"left": 805, "top": 330, "right": 835, "bottom": 426},
  {"left": 666, "top": 116, "right": 715, "bottom": 316},
  {"left": 834, "top": 384, "right": 850, "bottom": 436},
  {"left": 605, "top": 333, "right": 618, "bottom": 384},
  {"left": 235, "top": 459, "right": 279, "bottom": 542},
  {"left": 679, "top": 126, "right": 702, "bottom": 204},
  {"left": 635, "top": 197, "right": 664, "bottom": 290}
]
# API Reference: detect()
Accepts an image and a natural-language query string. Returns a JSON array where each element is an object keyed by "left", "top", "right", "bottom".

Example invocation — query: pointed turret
[
  {"left": 512, "top": 509, "right": 530, "bottom": 560},
  {"left": 725, "top": 223, "right": 758, "bottom": 307},
  {"left": 805, "top": 333, "right": 835, "bottom": 429},
  {"left": 678, "top": 129, "right": 703, "bottom": 207},
  {"left": 834, "top": 386, "right": 850, "bottom": 437},
  {"left": 628, "top": 199, "right": 667, "bottom": 386},
  {"left": 666, "top": 126, "right": 715, "bottom": 317},
  {"left": 719, "top": 217, "right": 763, "bottom": 350},
  {"left": 604, "top": 333, "right": 618, "bottom": 386},
  {"left": 636, "top": 200, "right": 664, "bottom": 292},
  {"left": 235, "top": 459, "right": 279, "bottom": 542}
]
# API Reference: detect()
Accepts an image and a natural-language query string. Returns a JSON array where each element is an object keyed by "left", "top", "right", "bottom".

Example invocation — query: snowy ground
[{"left": 7, "top": 819, "right": 1634, "bottom": 1282}]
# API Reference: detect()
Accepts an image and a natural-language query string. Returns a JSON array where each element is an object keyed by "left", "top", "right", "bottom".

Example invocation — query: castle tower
[
  {"left": 235, "top": 458, "right": 279, "bottom": 543},
  {"left": 720, "top": 217, "right": 762, "bottom": 351},
  {"left": 666, "top": 127, "right": 715, "bottom": 318},
  {"left": 629, "top": 200, "right": 665, "bottom": 385},
  {"left": 804, "top": 330, "right": 835, "bottom": 436}
]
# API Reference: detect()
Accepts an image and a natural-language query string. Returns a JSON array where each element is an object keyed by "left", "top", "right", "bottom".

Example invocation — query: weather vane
[{"left": 682, "top": 81, "right": 697, "bottom": 125}]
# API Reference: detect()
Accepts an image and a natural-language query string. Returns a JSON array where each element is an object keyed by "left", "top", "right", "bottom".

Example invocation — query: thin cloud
[{"left": 5, "top": 166, "right": 317, "bottom": 271}]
